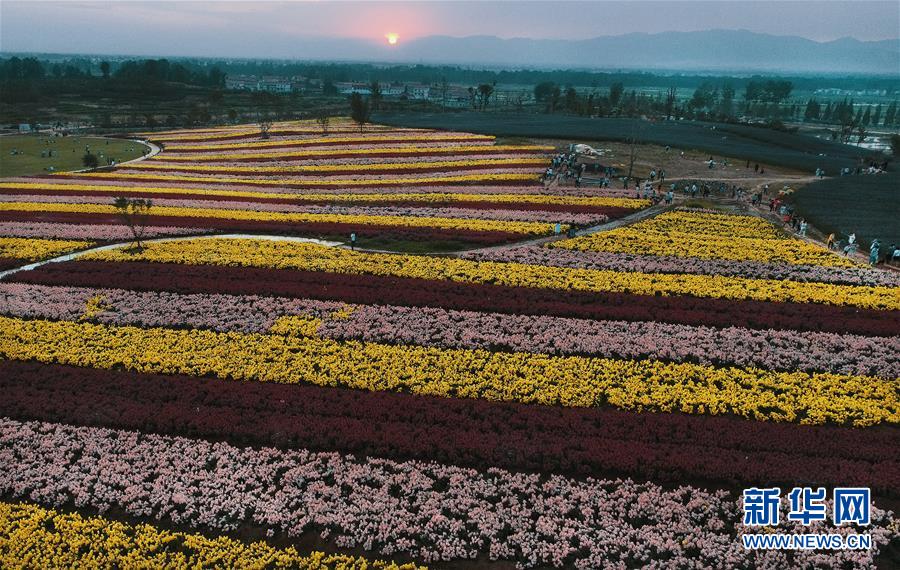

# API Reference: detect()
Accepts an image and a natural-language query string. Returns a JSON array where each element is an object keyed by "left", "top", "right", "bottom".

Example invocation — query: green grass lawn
[
  {"left": 788, "top": 173, "right": 899, "bottom": 248},
  {"left": 0, "top": 134, "right": 149, "bottom": 178}
]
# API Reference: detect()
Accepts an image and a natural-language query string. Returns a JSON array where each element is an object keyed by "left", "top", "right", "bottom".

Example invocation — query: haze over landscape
[{"left": 2, "top": 1, "right": 899, "bottom": 73}]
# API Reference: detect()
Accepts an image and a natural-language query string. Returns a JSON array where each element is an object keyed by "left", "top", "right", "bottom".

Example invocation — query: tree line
[{"left": 0, "top": 56, "right": 225, "bottom": 104}]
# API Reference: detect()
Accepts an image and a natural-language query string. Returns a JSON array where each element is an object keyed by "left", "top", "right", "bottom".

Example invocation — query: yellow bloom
[
  {"left": 145, "top": 144, "right": 554, "bottom": 162},
  {"left": 554, "top": 211, "right": 859, "bottom": 267},
  {"left": 0, "top": 237, "right": 93, "bottom": 261},
  {"left": 0, "top": 203, "right": 559, "bottom": 236},
  {"left": 0, "top": 316, "right": 895, "bottom": 426},
  {"left": 54, "top": 171, "right": 539, "bottom": 187},
  {"left": 161, "top": 132, "right": 495, "bottom": 152},
  {"left": 0, "top": 501, "right": 422, "bottom": 569},
  {"left": 83, "top": 239, "right": 900, "bottom": 310},
  {"left": 123, "top": 157, "right": 547, "bottom": 173},
  {"left": 0, "top": 182, "right": 647, "bottom": 209}
]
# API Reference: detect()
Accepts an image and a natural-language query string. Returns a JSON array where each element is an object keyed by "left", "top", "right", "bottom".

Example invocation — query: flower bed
[
  {"left": 80, "top": 238, "right": 900, "bottom": 309},
  {"left": 1, "top": 419, "right": 895, "bottom": 569},
  {"left": 0, "top": 221, "right": 210, "bottom": 241},
  {"left": 3, "top": 360, "right": 897, "bottom": 492},
  {"left": 3, "top": 283, "right": 895, "bottom": 377},
  {"left": 554, "top": 211, "right": 856, "bottom": 267},
  {"left": 0, "top": 203, "right": 556, "bottom": 236},
  {"left": 0, "top": 501, "right": 417, "bottom": 569},
  {"left": 51, "top": 171, "right": 541, "bottom": 188},
  {"left": 1, "top": 316, "right": 895, "bottom": 426},
  {"left": 0, "top": 237, "right": 92, "bottom": 261},
  {"left": 465, "top": 245, "right": 900, "bottom": 287},
  {"left": 12, "top": 261, "right": 899, "bottom": 336}
]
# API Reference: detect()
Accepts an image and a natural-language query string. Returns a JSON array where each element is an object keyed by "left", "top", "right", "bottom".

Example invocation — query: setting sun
[{"left": 385, "top": 32, "right": 399, "bottom": 45}]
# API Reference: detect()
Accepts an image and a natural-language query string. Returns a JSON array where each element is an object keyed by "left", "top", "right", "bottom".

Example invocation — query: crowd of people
[
  {"left": 541, "top": 152, "right": 615, "bottom": 188},
  {"left": 543, "top": 145, "right": 896, "bottom": 270}
]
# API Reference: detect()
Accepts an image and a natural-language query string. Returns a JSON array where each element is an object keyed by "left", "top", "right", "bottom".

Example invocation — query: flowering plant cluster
[
  {"left": 3, "top": 360, "right": 896, "bottom": 493},
  {"left": 0, "top": 221, "right": 209, "bottom": 241},
  {"left": 151, "top": 143, "right": 553, "bottom": 162},
  {"left": 555, "top": 211, "right": 858, "bottom": 267},
  {"left": 3, "top": 282, "right": 894, "bottom": 377},
  {"left": 83, "top": 238, "right": 900, "bottom": 309},
  {"left": 160, "top": 131, "right": 495, "bottom": 152},
  {"left": 1, "top": 418, "right": 896, "bottom": 569},
  {"left": 1, "top": 122, "right": 897, "bottom": 568},
  {"left": 56, "top": 170, "right": 541, "bottom": 187},
  {"left": 0, "top": 237, "right": 92, "bottom": 263},
  {"left": 0, "top": 501, "right": 418, "bottom": 569},
  {"left": 10, "top": 194, "right": 609, "bottom": 225},
  {"left": 465, "top": 245, "right": 900, "bottom": 287},
  {"left": 15, "top": 260, "right": 898, "bottom": 336},
  {"left": 0, "top": 202, "right": 559, "bottom": 236},
  {"left": 1, "top": 315, "right": 894, "bottom": 426},
  {"left": 124, "top": 156, "right": 547, "bottom": 174}
]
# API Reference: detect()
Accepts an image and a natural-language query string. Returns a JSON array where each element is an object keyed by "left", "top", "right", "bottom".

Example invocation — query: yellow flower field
[
  {"left": 124, "top": 156, "right": 547, "bottom": 173},
  {"left": 0, "top": 501, "right": 420, "bottom": 569},
  {"left": 83, "top": 238, "right": 900, "bottom": 309},
  {"left": 148, "top": 144, "right": 554, "bottom": 162},
  {"left": 555, "top": 211, "right": 857, "bottom": 267},
  {"left": 0, "top": 203, "right": 558, "bottom": 236},
  {"left": 0, "top": 181, "right": 648, "bottom": 208},
  {"left": 0, "top": 237, "right": 93, "bottom": 261},
  {"left": 0, "top": 316, "right": 895, "bottom": 426},
  {"left": 53, "top": 171, "right": 539, "bottom": 187},
  {"left": 165, "top": 132, "right": 495, "bottom": 151}
]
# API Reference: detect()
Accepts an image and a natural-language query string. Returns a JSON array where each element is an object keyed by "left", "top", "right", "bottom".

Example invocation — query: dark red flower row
[
  {"left": 151, "top": 127, "right": 412, "bottom": 144},
  {"left": 0, "top": 187, "right": 632, "bottom": 217},
  {"left": 150, "top": 145, "right": 548, "bottom": 162},
  {"left": 39, "top": 173, "right": 532, "bottom": 188},
  {"left": 1, "top": 360, "right": 895, "bottom": 494},
  {"left": 117, "top": 161, "right": 542, "bottom": 177},
  {"left": 0, "top": 212, "right": 523, "bottom": 246},
  {"left": 160, "top": 135, "right": 495, "bottom": 152},
  {"left": 0, "top": 258, "right": 24, "bottom": 271},
  {"left": 9, "top": 260, "right": 898, "bottom": 337}
]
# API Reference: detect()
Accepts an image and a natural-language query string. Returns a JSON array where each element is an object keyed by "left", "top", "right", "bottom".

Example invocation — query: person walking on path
[
  {"left": 826, "top": 233, "right": 835, "bottom": 250},
  {"left": 870, "top": 239, "right": 881, "bottom": 266}
]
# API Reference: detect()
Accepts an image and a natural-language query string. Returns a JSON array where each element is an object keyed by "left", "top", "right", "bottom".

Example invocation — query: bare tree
[
  {"left": 369, "top": 80, "right": 382, "bottom": 112},
  {"left": 113, "top": 197, "right": 153, "bottom": 252},
  {"left": 439, "top": 77, "right": 449, "bottom": 111},
  {"left": 665, "top": 87, "right": 677, "bottom": 120},
  {"left": 625, "top": 123, "right": 644, "bottom": 184},
  {"left": 315, "top": 111, "right": 330, "bottom": 135},
  {"left": 258, "top": 112, "right": 273, "bottom": 139}
]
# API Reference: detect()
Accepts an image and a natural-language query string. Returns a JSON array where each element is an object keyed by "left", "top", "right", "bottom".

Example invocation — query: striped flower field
[{"left": 0, "top": 120, "right": 897, "bottom": 568}]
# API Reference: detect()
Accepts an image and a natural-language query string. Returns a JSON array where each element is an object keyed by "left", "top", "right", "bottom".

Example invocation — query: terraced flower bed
[{"left": 0, "top": 120, "right": 897, "bottom": 568}]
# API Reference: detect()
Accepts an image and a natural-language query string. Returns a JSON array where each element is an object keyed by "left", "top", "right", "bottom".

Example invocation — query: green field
[
  {"left": 788, "top": 173, "right": 899, "bottom": 248},
  {"left": 373, "top": 113, "right": 881, "bottom": 174},
  {"left": 0, "top": 134, "right": 148, "bottom": 178}
]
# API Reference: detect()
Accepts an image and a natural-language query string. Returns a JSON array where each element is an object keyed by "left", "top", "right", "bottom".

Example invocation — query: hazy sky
[{"left": 2, "top": 1, "right": 898, "bottom": 59}]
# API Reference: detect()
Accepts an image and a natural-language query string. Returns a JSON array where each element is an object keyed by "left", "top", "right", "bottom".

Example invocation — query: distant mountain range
[{"left": 375, "top": 30, "right": 898, "bottom": 74}]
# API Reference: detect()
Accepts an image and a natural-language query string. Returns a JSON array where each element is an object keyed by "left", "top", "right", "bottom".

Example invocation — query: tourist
[
  {"left": 799, "top": 220, "right": 808, "bottom": 237},
  {"left": 826, "top": 233, "right": 835, "bottom": 250},
  {"left": 870, "top": 239, "right": 880, "bottom": 266}
]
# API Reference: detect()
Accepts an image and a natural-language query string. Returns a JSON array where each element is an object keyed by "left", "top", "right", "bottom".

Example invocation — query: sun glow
[{"left": 385, "top": 33, "right": 399, "bottom": 45}]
